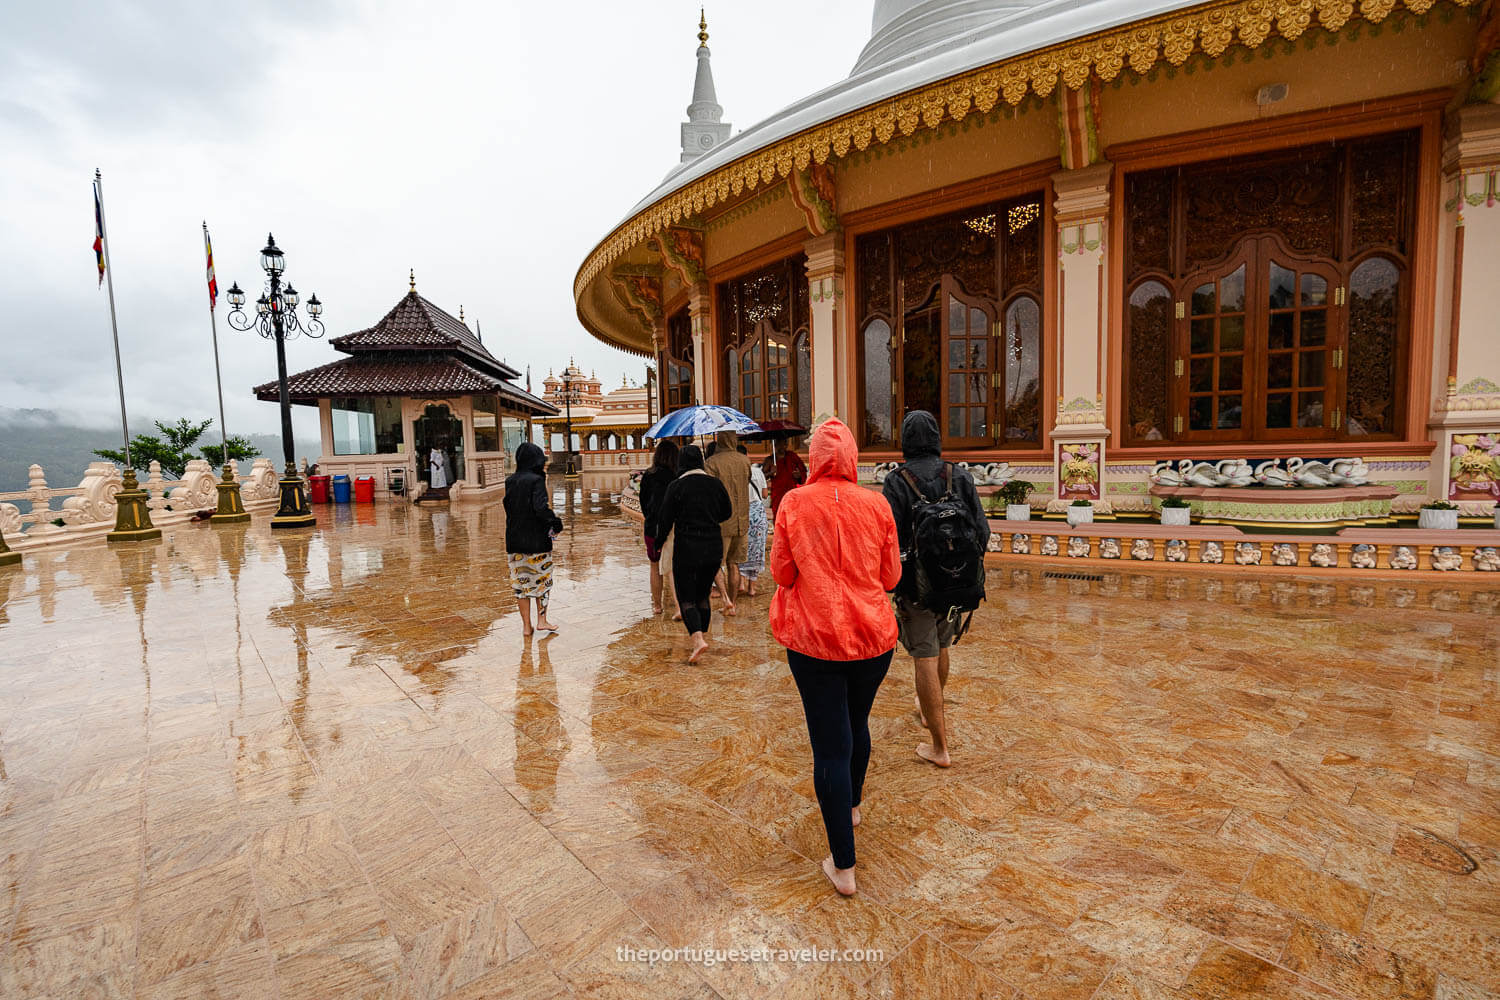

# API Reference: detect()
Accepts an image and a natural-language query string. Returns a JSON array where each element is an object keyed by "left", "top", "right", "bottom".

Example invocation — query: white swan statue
[
  {"left": 872, "top": 461, "right": 898, "bottom": 484},
  {"left": 1150, "top": 461, "right": 1184, "bottom": 487},
  {"left": 1215, "top": 458, "right": 1255, "bottom": 487},
  {"left": 1255, "top": 460, "right": 1293, "bottom": 487},
  {"left": 980, "top": 462, "right": 1013, "bottom": 486},
  {"left": 1286, "top": 457, "right": 1337, "bottom": 487},
  {"left": 1328, "top": 457, "right": 1370, "bottom": 487},
  {"left": 1183, "top": 460, "right": 1228, "bottom": 488}
]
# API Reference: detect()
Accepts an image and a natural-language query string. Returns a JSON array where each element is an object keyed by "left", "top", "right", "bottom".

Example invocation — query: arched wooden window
[
  {"left": 1123, "top": 129, "right": 1416, "bottom": 443},
  {"left": 663, "top": 307, "right": 694, "bottom": 412},
  {"left": 853, "top": 193, "right": 1044, "bottom": 450},
  {"left": 794, "top": 329, "right": 812, "bottom": 428},
  {"left": 717, "top": 256, "right": 809, "bottom": 423}
]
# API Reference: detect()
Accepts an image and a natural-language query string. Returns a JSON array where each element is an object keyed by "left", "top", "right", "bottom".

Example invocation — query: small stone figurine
[{"left": 1233, "top": 542, "right": 1261, "bottom": 565}]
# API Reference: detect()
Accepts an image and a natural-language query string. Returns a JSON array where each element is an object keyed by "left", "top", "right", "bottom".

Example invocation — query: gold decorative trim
[{"left": 575, "top": 0, "right": 1475, "bottom": 305}]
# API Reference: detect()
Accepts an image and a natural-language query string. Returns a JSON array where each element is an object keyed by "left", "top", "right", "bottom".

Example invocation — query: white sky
[{"left": 0, "top": 0, "right": 870, "bottom": 441}]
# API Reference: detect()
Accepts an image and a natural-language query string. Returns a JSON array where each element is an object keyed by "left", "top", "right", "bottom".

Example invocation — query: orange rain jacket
[{"left": 770, "top": 418, "right": 902, "bottom": 661}]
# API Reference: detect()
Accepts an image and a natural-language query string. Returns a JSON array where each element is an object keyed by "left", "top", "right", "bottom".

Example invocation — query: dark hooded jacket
[
  {"left": 504, "top": 442, "right": 564, "bottom": 554},
  {"left": 881, "top": 411, "right": 990, "bottom": 599}
]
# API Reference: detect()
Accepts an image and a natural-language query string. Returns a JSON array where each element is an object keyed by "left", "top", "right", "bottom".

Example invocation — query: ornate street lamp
[
  {"left": 561, "top": 363, "right": 580, "bottom": 479},
  {"left": 227, "top": 234, "right": 325, "bottom": 529}
]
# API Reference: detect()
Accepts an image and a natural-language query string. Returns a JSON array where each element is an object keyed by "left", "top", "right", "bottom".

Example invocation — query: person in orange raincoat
[{"left": 769, "top": 417, "right": 902, "bottom": 897}]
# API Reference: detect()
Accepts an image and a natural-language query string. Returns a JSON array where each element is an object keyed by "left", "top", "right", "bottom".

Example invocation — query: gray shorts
[{"left": 894, "top": 595, "right": 955, "bottom": 658}]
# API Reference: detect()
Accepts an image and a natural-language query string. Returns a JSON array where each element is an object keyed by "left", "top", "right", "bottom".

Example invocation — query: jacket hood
[
  {"left": 808, "top": 418, "right": 859, "bottom": 484},
  {"left": 900, "top": 410, "right": 941, "bottom": 459},
  {"left": 515, "top": 442, "right": 547, "bottom": 473}
]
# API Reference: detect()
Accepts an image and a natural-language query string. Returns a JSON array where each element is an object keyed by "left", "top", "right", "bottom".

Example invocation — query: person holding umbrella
[{"left": 651, "top": 445, "right": 732, "bottom": 663}]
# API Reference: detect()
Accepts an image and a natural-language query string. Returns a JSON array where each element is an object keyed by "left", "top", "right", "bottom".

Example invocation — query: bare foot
[
  {"left": 723, "top": 602, "right": 737, "bottom": 616},
  {"left": 914, "top": 694, "right": 928, "bottom": 729},
  {"left": 522, "top": 628, "right": 534, "bottom": 637},
  {"left": 688, "top": 636, "right": 709, "bottom": 663},
  {"left": 851, "top": 805, "right": 861, "bottom": 828},
  {"left": 822, "top": 857, "right": 856, "bottom": 896},
  {"left": 916, "top": 742, "right": 952, "bottom": 768},
  {"left": 672, "top": 610, "right": 683, "bottom": 622},
  {"left": 652, "top": 604, "right": 663, "bottom": 616},
  {"left": 535, "top": 620, "right": 559, "bottom": 633}
]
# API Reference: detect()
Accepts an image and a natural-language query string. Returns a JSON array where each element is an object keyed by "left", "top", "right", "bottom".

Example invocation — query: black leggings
[
  {"left": 673, "top": 557, "right": 719, "bottom": 635},
  {"left": 786, "top": 647, "right": 894, "bottom": 869}
]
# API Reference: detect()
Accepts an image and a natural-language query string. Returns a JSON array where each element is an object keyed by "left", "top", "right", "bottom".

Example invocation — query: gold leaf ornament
[
  {"left": 1126, "top": 26, "right": 1161, "bottom": 73},
  {"left": 1199, "top": 11, "right": 1236, "bottom": 55},
  {"left": 1315, "top": 0, "right": 1356, "bottom": 29},
  {"left": 1236, "top": 2, "right": 1274, "bottom": 48},
  {"left": 1277, "top": 0, "right": 1315, "bottom": 40},
  {"left": 1030, "top": 54, "right": 1061, "bottom": 97},
  {"left": 1001, "top": 64, "right": 1031, "bottom": 104},
  {"left": 1092, "top": 36, "right": 1127, "bottom": 80},
  {"left": 1162, "top": 18, "right": 1198, "bottom": 63},
  {"left": 1361, "top": 0, "right": 1397, "bottom": 21}
]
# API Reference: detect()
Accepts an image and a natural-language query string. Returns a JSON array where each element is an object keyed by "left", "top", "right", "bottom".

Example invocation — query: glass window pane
[
  {"left": 1189, "top": 396, "right": 1212, "bottom": 430},
  {"left": 726, "top": 350, "right": 740, "bottom": 410},
  {"left": 1266, "top": 392, "right": 1292, "bottom": 428},
  {"left": 1191, "top": 283, "right": 1216, "bottom": 316},
  {"left": 1299, "top": 352, "right": 1324, "bottom": 388},
  {"left": 1300, "top": 310, "right": 1326, "bottom": 347},
  {"left": 1347, "top": 257, "right": 1401, "bottom": 436},
  {"left": 1269, "top": 313, "right": 1294, "bottom": 350},
  {"left": 1269, "top": 262, "right": 1295, "bottom": 308},
  {"left": 904, "top": 308, "right": 940, "bottom": 417},
  {"left": 1218, "top": 395, "right": 1242, "bottom": 429},
  {"left": 969, "top": 339, "right": 987, "bottom": 368},
  {"left": 949, "top": 373, "right": 964, "bottom": 404},
  {"left": 473, "top": 395, "right": 500, "bottom": 452},
  {"left": 1191, "top": 319, "right": 1214, "bottom": 354},
  {"left": 1219, "top": 356, "right": 1242, "bottom": 392},
  {"left": 1220, "top": 265, "right": 1246, "bottom": 313},
  {"left": 969, "top": 408, "right": 987, "bottom": 438},
  {"left": 949, "top": 408, "right": 963, "bottom": 438},
  {"left": 1190, "top": 358, "right": 1213, "bottom": 393},
  {"left": 1219, "top": 314, "right": 1245, "bottom": 352},
  {"left": 1004, "top": 297, "right": 1041, "bottom": 442},
  {"left": 862, "top": 321, "right": 892, "bottom": 446},
  {"left": 796, "top": 334, "right": 812, "bottom": 429},
  {"left": 1297, "top": 392, "right": 1324, "bottom": 428},
  {"left": 970, "top": 307, "right": 986, "bottom": 336},
  {"left": 1301, "top": 274, "right": 1327, "bottom": 307},
  {"left": 948, "top": 296, "right": 964, "bottom": 336},
  {"left": 331, "top": 397, "right": 378, "bottom": 456},
  {"left": 948, "top": 339, "right": 965, "bottom": 368},
  {"left": 1268, "top": 353, "right": 1292, "bottom": 389}
]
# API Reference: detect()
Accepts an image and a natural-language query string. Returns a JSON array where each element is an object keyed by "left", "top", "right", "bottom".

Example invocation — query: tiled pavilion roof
[
  {"left": 330, "top": 290, "right": 522, "bottom": 381},
  {"left": 254, "top": 356, "right": 556, "bottom": 414}
]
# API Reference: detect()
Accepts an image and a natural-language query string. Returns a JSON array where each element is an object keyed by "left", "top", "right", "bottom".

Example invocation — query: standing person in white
[{"left": 429, "top": 445, "right": 449, "bottom": 489}]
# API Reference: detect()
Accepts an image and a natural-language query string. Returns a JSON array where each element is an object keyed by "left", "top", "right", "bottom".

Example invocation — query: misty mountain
[{"left": 0, "top": 408, "right": 320, "bottom": 494}]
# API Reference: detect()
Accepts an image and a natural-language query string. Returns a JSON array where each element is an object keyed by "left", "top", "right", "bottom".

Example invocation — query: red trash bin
[
  {"left": 308, "top": 474, "right": 331, "bottom": 504},
  {"left": 354, "top": 476, "right": 376, "bottom": 503}
]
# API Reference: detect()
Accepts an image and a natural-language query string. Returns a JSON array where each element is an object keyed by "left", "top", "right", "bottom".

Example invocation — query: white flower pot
[
  {"left": 1066, "top": 506, "right": 1094, "bottom": 526},
  {"left": 1006, "top": 504, "right": 1031, "bottom": 522},
  {"left": 1160, "top": 506, "right": 1192, "bottom": 526},
  {"left": 1419, "top": 508, "right": 1458, "bottom": 530}
]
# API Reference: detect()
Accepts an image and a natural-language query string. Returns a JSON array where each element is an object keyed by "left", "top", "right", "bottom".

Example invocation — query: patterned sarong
[
  {"left": 740, "top": 496, "right": 767, "bottom": 580},
  {"left": 508, "top": 552, "right": 553, "bottom": 612}
]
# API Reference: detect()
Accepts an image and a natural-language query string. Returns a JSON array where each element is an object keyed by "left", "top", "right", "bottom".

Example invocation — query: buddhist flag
[
  {"left": 203, "top": 223, "right": 218, "bottom": 310},
  {"left": 93, "top": 179, "right": 106, "bottom": 286}
]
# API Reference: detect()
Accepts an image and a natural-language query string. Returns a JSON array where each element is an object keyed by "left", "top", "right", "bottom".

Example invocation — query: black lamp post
[
  {"left": 561, "top": 365, "right": 580, "bottom": 478},
  {"left": 227, "top": 234, "right": 324, "bottom": 529}
]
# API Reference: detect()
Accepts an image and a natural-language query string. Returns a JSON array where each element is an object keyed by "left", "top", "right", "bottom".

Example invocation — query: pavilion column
[
  {"left": 688, "top": 281, "right": 712, "bottom": 404},
  {"left": 1432, "top": 104, "right": 1500, "bottom": 511},
  {"left": 1049, "top": 163, "right": 1112, "bottom": 512},
  {"left": 803, "top": 232, "right": 845, "bottom": 424}
]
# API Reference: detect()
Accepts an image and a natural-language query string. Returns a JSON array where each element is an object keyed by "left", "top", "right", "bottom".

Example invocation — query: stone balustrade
[{"left": 0, "top": 458, "right": 282, "bottom": 550}]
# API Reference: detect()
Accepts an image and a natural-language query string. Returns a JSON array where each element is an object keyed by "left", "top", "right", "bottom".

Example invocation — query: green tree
[{"left": 95, "top": 418, "right": 257, "bottom": 478}]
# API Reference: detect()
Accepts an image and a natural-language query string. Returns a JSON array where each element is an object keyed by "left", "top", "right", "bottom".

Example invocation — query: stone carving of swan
[
  {"left": 1255, "top": 460, "right": 1293, "bottom": 487},
  {"left": 1149, "top": 461, "right": 1184, "bottom": 487},
  {"left": 1286, "top": 457, "right": 1337, "bottom": 487},
  {"left": 981, "top": 462, "right": 1013, "bottom": 485},
  {"left": 1328, "top": 457, "right": 1370, "bottom": 486},
  {"left": 1182, "top": 460, "right": 1227, "bottom": 488},
  {"left": 1215, "top": 458, "right": 1255, "bottom": 487}
]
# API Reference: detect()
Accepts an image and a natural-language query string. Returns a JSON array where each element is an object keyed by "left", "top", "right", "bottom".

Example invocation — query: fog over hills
[{"left": 0, "top": 408, "right": 319, "bottom": 494}]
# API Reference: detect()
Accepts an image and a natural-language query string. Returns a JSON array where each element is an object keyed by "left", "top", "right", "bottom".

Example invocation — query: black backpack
[{"left": 898, "top": 464, "right": 986, "bottom": 625}]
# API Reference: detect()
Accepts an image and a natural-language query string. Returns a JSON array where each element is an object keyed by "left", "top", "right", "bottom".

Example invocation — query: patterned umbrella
[{"left": 644, "top": 404, "right": 761, "bottom": 440}]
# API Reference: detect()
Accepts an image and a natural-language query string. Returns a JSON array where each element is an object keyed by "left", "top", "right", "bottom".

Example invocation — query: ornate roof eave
[{"left": 574, "top": 0, "right": 1477, "bottom": 340}]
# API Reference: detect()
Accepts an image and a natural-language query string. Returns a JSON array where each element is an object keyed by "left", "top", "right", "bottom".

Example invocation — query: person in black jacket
[
  {"left": 638, "top": 440, "right": 679, "bottom": 616},
  {"left": 881, "top": 410, "right": 990, "bottom": 767},
  {"left": 651, "top": 444, "right": 732, "bottom": 663},
  {"left": 504, "top": 441, "right": 565, "bottom": 636}
]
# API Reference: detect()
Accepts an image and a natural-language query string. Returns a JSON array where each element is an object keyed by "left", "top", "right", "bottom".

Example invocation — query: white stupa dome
[{"left": 857, "top": 0, "right": 1049, "bottom": 75}]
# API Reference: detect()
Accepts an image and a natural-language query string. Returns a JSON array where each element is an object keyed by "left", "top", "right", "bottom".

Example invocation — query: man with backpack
[{"left": 882, "top": 410, "right": 990, "bottom": 767}]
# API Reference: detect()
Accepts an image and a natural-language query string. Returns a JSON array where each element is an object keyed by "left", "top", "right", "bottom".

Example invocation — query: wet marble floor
[{"left": 0, "top": 485, "right": 1497, "bottom": 999}]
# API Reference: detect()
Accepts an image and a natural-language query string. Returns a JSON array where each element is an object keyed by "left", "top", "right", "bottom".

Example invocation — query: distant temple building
[
  {"left": 539, "top": 362, "right": 657, "bottom": 471},
  {"left": 256, "top": 273, "right": 556, "bottom": 500},
  {"left": 574, "top": 0, "right": 1500, "bottom": 518}
]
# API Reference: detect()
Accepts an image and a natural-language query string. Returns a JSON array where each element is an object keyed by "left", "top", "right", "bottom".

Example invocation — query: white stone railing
[{"left": 1, "top": 457, "right": 282, "bottom": 550}]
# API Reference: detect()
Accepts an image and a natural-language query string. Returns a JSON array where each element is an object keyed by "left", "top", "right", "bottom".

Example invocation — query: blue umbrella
[{"left": 645, "top": 404, "right": 760, "bottom": 440}]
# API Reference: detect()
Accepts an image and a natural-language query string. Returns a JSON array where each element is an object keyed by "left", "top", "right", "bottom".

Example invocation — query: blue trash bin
[{"left": 332, "top": 474, "right": 352, "bottom": 503}]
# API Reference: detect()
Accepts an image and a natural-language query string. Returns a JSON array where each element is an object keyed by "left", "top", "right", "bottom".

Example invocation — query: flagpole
[
  {"left": 204, "top": 222, "right": 229, "bottom": 465},
  {"left": 95, "top": 169, "right": 131, "bottom": 467}
]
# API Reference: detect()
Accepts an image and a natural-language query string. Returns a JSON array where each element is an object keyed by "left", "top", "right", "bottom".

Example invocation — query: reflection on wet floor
[{"left": 0, "top": 484, "right": 1496, "bottom": 999}]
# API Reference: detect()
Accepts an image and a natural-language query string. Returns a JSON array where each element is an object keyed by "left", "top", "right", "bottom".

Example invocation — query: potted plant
[
  {"left": 1418, "top": 499, "right": 1459, "bottom": 530},
  {"left": 1066, "top": 498, "right": 1094, "bottom": 526},
  {"left": 999, "top": 480, "right": 1034, "bottom": 521},
  {"left": 1160, "top": 495, "right": 1192, "bottom": 526}
]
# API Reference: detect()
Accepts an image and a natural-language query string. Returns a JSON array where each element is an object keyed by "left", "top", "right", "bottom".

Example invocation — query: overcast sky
[{"left": 0, "top": 0, "right": 870, "bottom": 442}]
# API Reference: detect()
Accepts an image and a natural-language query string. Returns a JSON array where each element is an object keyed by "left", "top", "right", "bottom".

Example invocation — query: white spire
[{"left": 680, "top": 9, "right": 731, "bottom": 163}]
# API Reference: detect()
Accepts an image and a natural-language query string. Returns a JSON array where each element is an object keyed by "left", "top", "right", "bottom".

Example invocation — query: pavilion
[
  {"left": 539, "top": 362, "right": 657, "bottom": 471},
  {"left": 574, "top": 0, "right": 1500, "bottom": 522},
  {"left": 255, "top": 273, "right": 556, "bottom": 501}
]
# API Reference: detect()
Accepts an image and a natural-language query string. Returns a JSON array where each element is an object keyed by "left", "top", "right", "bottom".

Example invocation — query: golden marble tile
[
  {"left": 439, "top": 949, "right": 570, "bottom": 999},
  {"left": 1159, "top": 882, "right": 1295, "bottom": 963},
  {"left": 1066, "top": 898, "right": 1212, "bottom": 987},
  {"left": 135, "top": 937, "right": 277, "bottom": 1000},
  {"left": 0, "top": 909, "right": 136, "bottom": 998},
  {"left": 1364, "top": 895, "right": 1500, "bottom": 992},
  {"left": 1242, "top": 853, "right": 1372, "bottom": 936},
  {"left": 1280, "top": 919, "right": 1438, "bottom": 1000},
  {"left": 969, "top": 903, "right": 1113, "bottom": 1000},
  {"left": 1180, "top": 941, "right": 1342, "bottom": 999},
  {"left": 790, "top": 893, "right": 918, "bottom": 987},
  {"left": 273, "top": 920, "right": 404, "bottom": 1000},
  {"left": 865, "top": 932, "right": 1013, "bottom": 1000},
  {"left": 396, "top": 899, "right": 533, "bottom": 1000}
]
